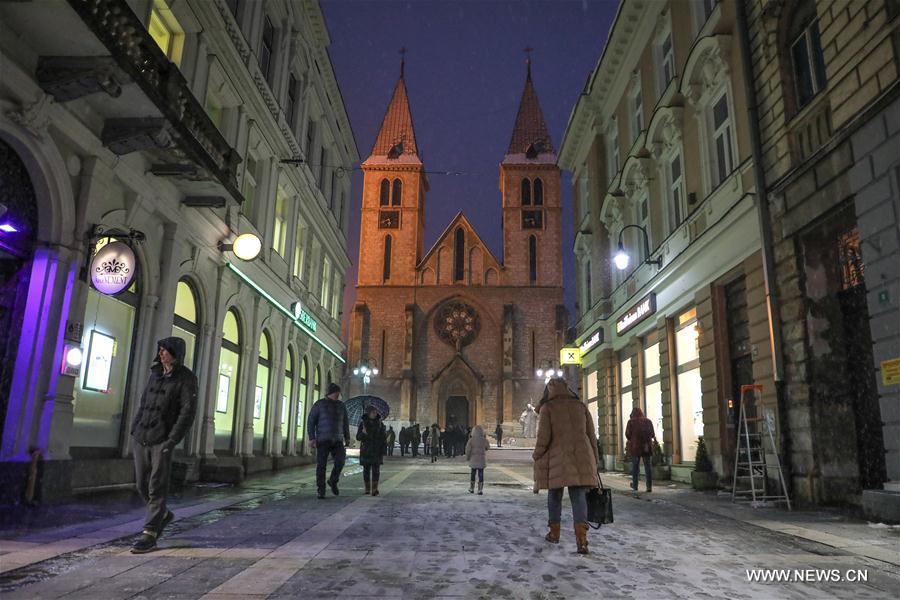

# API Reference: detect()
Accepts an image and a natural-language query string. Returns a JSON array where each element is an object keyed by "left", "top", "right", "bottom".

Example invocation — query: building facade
[
  {"left": 744, "top": 0, "right": 898, "bottom": 515},
  {"left": 561, "top": 0, "right": 898, "bottom": 514},
  {"left": 348, "top": 65, "right": 568, "bottom": 433},
  {"left": 0, "top": 0, "right": 357, "bottom": 501},
  {"left": 559, "top": 0, "right": 779, "bottom": 485}
]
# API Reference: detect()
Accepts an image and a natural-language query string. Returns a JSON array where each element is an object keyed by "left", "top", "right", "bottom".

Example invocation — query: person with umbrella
[{"left": 356, "top": 405, "right": 387, "bottom": 496}]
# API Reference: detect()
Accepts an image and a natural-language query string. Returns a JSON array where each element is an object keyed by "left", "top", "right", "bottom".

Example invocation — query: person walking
[
  {"left": 465, "top": 425, "right": 489, "bottom": 494},
  {"left": 307, "top": 383, "right": 351, "bottom": 499},
  {"left": 422, "top": 427, "right": 430, "bottom": 456},
  {"left": 411, "top": 424, "right": 421, "bottom": 457},
  {"left": 130, "top": 337, "right": 197, "bottom": 554},
  {"left": 532, "top": 377, "right": 600, "bottom": 555},
  {"left": 494, "top": 423, "right": 503, "bottom": 448},
  {"left": 625, "top": 407, "right": 656, "bottom": 495},
  {"left": 430, "top": 424, "right": 441, "bottom": 463},
  {"left": 386, "top": 426, "right": 395, "bottom": 456},
  {"left": 356, "top": 406, "right": 386, "bottom": 496}
]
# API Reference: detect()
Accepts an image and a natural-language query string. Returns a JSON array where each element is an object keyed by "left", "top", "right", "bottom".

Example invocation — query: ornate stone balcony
[{"left": 65, "top": 0, "right": 242, "bottom": 201}]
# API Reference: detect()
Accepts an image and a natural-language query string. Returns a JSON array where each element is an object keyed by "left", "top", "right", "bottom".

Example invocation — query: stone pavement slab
[{"left": 0, "top": 454, "right": 898, "bottom": 599}]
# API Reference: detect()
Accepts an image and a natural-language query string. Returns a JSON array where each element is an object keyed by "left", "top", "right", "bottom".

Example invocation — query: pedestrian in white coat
[{"left": 466, "top": 425, "right": 489, "bottom": 495}]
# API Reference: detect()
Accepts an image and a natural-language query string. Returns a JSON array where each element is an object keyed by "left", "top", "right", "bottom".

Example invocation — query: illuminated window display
[
  {"left": 620, "top": 355, "right": 633, "bottom": 454},
  {"left": 71, "top": 284, "right": 138, "bottom": 449},
  {"left": 675, "top": 308, "right": 702, "bottom": 462},
  {"left": 282, "top": 349, "right": 293, "bottom": 453},
  {"left": 215, "top": 309, "right": 241, "bottom": 451},
  {"left": 643, "top": 336, "right": 663, "bottom": 448},
  {"left": 172, "top": 280, "right": 199, "bottom": 372},
  {"left": 254, "top": 331, "right": 272, "bottom": 453},
  {"left": 297, "top": 357, "right": 308, "bottom": 440}
]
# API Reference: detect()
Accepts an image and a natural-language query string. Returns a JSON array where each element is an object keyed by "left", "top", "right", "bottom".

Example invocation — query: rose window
[{"left": 434, "top": 302, "right": 480, "bottom": 348}]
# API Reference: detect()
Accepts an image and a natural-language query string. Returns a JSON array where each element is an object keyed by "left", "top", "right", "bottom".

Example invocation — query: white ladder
[{"left": 731, "top": 384, "right": 791, "bottom": 510}]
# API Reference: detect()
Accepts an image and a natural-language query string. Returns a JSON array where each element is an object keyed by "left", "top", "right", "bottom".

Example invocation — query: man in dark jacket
[
  {"left": 130, "top": 337, "right": 197, "bottom": 553},
  {"left": 307, "top": 382, "right": 351, "bottom": 498}
]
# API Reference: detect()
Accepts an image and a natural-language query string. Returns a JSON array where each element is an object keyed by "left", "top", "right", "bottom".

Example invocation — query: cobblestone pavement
[{"left": 1, "top": 452, "right": 898, "bottom": 599}]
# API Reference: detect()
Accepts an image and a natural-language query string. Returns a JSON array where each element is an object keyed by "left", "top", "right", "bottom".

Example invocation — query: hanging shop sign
[
  {"left": 90, "top": 241, "right": 137, "bottom": 295},
  {"left": 616, "top": 292, "right": 657, "bottom": 335},
  {"left": 560, "top": 347, "right": 582, "bottom": 366},
  {"left": 578, "top": 329, "right": 604, "bottom": 355},
  {"left": 291, "top": 301, "right": 318, "bottom": 332}
]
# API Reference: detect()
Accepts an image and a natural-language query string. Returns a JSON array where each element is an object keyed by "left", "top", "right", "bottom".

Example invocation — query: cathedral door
[{"left": 446, "top": 396, "right": 469, "bottom": 430}]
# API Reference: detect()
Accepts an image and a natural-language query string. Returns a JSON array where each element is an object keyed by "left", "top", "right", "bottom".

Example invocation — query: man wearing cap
[
  {"left": 307, "top": 382, "right": 351, "bottom": 498},
  {"left": 130, "top": 337, "right": 197, "bottom": 553}
]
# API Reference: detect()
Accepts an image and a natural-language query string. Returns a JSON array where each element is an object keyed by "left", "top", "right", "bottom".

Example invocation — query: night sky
[{"left": 320, "top": 0, "right": 618, "bottom": 335}]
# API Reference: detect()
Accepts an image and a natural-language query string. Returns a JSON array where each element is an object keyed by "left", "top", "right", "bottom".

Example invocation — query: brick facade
[{"left": 349, "top": 69, "right": 567, "bottom": 431}]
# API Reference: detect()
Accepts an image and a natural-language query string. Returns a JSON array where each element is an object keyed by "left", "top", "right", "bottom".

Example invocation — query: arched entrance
[
  {"left": 0, "top": 139, "right": 38, "bottom": 435},
  {"left": 445, "top": 395, "right": 469, "bottom": 430}
]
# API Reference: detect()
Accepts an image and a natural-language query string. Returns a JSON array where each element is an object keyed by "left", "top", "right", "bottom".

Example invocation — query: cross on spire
[
  {"left": 524, "top": 46, "right": 533, "bottom": 80},
  {"left": 400, "top": 46, "right": 407, "bottom": 79}
]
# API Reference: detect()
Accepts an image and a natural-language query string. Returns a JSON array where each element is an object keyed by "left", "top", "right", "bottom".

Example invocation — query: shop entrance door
[
  {"left": 446, "top": 396, "right": 469, "bottom": 430},
  {"left": 723, "top": 275, "right": 753, "bottom": 480}
]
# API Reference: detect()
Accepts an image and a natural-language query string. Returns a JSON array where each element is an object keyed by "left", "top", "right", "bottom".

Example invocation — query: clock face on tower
[{"left": 379, "top": 210, "right": 400, "bottom": 229}]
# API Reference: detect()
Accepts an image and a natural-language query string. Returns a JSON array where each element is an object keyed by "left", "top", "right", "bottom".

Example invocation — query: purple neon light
[{"left": 0, "top": 223, "right": 17, "bottom": 233}]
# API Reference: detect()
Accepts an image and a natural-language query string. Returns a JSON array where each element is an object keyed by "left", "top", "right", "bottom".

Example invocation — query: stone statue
[{"left": 519, "top": 403, "right": 538, "bottom": 438}]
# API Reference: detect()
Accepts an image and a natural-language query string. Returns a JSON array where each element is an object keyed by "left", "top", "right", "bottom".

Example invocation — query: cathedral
[{"left": 348, "top": 62, "right": 567, "bottom": 434}]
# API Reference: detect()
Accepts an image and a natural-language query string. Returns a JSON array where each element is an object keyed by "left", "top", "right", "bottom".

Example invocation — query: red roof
[
  {"left": 369, "top": 76, "right": 419, "bottom": 159},
  {"left": 506, "top": 67, "right": 554, "bottom": 157}
]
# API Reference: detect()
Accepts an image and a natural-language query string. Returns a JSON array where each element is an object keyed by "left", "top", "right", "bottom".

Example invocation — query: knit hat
[{"left": 326, "top": 382, "right": 341, "bottom": 396}]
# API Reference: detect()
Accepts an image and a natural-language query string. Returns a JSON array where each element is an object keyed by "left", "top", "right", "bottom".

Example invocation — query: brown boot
[
  {"left": 372, "top": 481, "right": 379, "bottom": 497},
  {"left": 575, "top": 522, "right": 589, "bottom": 554},
  {"left": 544, "top": 521, "right": 560, "bottom": 544},
  {"left": 364, "top": 481, "right": 371, "bottom": 495}
]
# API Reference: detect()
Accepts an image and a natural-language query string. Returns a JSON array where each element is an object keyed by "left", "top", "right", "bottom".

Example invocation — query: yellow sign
[
  {"left": 560, "top": 347, "right": 582, "bottom": 365},
  {"left": 882, "top": 358, "right": 900, "bottom": 386}
]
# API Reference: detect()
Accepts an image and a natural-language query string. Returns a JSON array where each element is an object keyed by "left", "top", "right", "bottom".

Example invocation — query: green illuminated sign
[{"left": 227, "top": 262, "right": 343, "bottom": 363}]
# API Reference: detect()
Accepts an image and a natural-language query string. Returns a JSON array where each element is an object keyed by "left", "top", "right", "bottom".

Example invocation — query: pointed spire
[
  {"left": 505, "top": 53, "right": 554, "bottom": 160},
  {"left": 368, "top": 51, "right": 419, "bottom": 161}
]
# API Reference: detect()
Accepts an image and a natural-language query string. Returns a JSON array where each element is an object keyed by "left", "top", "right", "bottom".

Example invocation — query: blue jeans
[
  {"left": 547, "top": 487, "right": 588, "bottom": 524},
  {"left": 632, "top": 455, "right": 652, "bottom": 491},
  {"left": 470, "top": 468, "right": 484, "bottom": 483},
  {"left": 315, "top": 441, "right": 346, "bottom": 492}
]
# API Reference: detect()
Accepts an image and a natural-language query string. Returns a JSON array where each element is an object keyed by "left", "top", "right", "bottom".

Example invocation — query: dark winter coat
[
  {"left": 356, "top": 414, "right": 386, "bottom": 465},
  {"left": 131, "top": 337, "right": 197, "bottom": 447},
  {"left": 307, "top": 397, "right": 350, "bottom": 444},
  {"left": 625, "top": 407, "right": 656, "bottom": 457}
]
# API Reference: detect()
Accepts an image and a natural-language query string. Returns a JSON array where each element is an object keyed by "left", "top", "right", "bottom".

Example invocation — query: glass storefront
[
  {"left": 215, "top": 309, "right": 241, "bottom": 451},
  {"left": 282, "top": 347, "right": 293, "bottom": 453},
  {"left": 71, "top": 284, "right": 138, "bottom": 449},
  {"left": 172, "top": 280, "right": 199, "bottom": 372},
  {"left": 620, "top": 355, "right": 633, "bottom": 454},
  {"left": 297, "top": 357, "right": 308, "bottom": 441},
  {"left": 254, "top": 331, "right": 271, "bottom": 453},
  {"left": 675, "top": 308, "right": 702, "bottom": 462},
  {"left": 643, "top": 336, "right": 663, "bottom": 448}
]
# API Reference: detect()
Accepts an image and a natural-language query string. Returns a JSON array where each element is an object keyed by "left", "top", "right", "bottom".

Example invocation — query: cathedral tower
[
  {"left": 357, "top": 65, "right": 428, "bottom": 287},
  {"left": 500, "top": 62, "right": 562, "bottom": 288}
]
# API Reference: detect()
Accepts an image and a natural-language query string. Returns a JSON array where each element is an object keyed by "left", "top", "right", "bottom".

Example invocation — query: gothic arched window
[
  {"left": 528, "top": 235, "right": 537, "bottom": 283},
  {"left": 379, "top": 179, "right": 390, "bottom": 206},
  {"left": 533, "top": 178, "right": 543, "bottom": 205},
  {"left": 392, "top": 179, "right": 402, "bottom": 206},
  {"left": 383, "top": 235, "right": 392, "bottom": 281},
  {"left": 521, "top": 178, "right": 532, "bottom": 205},
  {"left": 453, "top": 228, "right": 465, "bottom": 282}
]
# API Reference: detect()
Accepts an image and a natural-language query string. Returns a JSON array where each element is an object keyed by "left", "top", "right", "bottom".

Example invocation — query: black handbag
[{"left": 586, "top": 473, "right": 613, "bottom": 529}]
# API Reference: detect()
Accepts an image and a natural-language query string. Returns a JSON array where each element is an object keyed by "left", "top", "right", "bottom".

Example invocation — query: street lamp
[
  {"left": 613, "top": 224, "right": 662, "bottom": 271},
  {"left": 535, "top": 359, "right": 564, "bottom": 384},
  {"left": 219, "top": 232, "right": 262, "bottom": 261},
  {"left": 352, "top": 359, "right": 379, "bottom": 395}
]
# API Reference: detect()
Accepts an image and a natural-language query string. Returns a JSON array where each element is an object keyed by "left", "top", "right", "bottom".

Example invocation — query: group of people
[{"left": 128, "top": 334, "right": 656, "bottom": 557}]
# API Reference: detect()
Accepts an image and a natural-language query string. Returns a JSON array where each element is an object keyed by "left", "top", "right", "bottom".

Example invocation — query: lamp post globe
[
  {"left": 232, "top": 233, "right": 262, "bottom": 261},
  {"left": 614, "top": 247, "right": 630, "bottom": 271}
]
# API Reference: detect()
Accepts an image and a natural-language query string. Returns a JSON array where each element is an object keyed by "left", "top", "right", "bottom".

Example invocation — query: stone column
[
  {"left": 239, "top": 297, "right": 262, "bottom": 457},
  {"left": 200, "top": 266, "right": 227, "bottom": 458},
  {"left": 501, "top": 304, "right": 514, "bottom": 423},
  {"left": 268, "top": 325, "right": 286, "bottom": 457}
]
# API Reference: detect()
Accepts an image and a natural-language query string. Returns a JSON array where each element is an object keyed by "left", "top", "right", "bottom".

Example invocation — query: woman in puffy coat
[
  {"left": 465, "top": 425, "right": 489, "bottom": 495},
  {"left": 532, "top": 377, "right": 600, "bottom": 554},
  {"left": 356, "top": 406, "right": 387, "bottom": 496}
]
